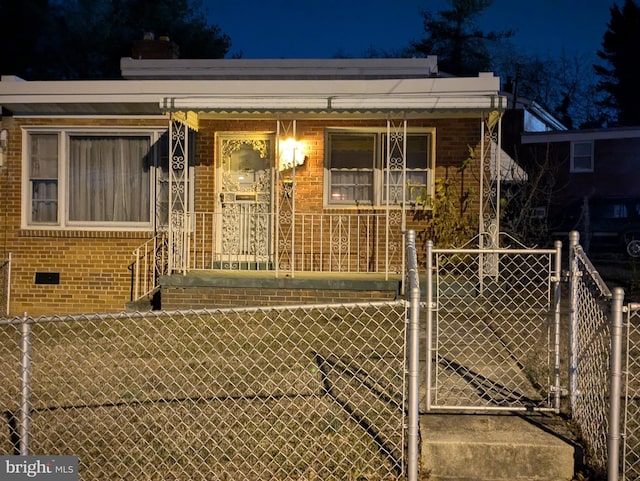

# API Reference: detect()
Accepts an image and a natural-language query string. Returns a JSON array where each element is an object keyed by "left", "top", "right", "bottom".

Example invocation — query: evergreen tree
[
  {"left": 410, "top": 0, "right": 513, "bottom": 77},
  {"left": 595, "top": 0, "right": 640, "bottom": 126},
  {"left": 0, "top": 0, "right": 57, "bottom": 79}
]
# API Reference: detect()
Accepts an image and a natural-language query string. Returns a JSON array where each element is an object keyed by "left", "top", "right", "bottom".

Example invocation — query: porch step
[{"left": 420, "top": 413, "right": 578, "bottom": 481}]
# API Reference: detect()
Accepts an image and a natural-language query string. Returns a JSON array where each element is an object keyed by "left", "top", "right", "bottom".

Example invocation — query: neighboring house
[
  {"left": 501, "top": 94, "right": 568, "bottom": 159},
  {"left": 0, "top": 55, "right": 508, "bottom": 316},
  {"left": 521, "top": 126, "right": 640, "bottom": 253}
]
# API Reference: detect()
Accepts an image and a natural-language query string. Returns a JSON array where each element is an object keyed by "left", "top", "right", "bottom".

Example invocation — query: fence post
[
  {"left": 608, "top": 287, "right": 624, "bottom": 481},
  {"left": 405, "top": 230, "right": 420, "bottom": 481},
  {"left": 19, "top": 312, "right": 31, "bottom": 456},
  {"left": 553, "top": 240, "right": 563, "bottom": 411},
  {"left": 6, "top": 252, "right": 11, "bottom": 317},
  {"left": 425, "top": 240, "right": 434, "bottom": 412},
  {"left": 568, "top": 230, "right": 580, "bottom": 409}
]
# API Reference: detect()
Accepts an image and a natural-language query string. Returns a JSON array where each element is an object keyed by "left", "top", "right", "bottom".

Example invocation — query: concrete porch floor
[{"left": 162, "top": 269, "right": 403, "bottom": 288}]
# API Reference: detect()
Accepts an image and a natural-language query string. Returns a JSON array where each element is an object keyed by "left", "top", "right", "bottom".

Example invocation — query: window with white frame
[
  {"left": 570, "top": 141, "right": 594, "bottom": 172},
  {"left": 24, "top": 128, "right": 167, "bottom": 229},
  {"left": 325, "top": 128, "right": 434, "bottom": 206}
]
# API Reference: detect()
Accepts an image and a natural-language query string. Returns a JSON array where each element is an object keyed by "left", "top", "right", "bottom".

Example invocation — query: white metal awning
[
  {"left": 0, "top": 72, "right": 505, "bottom": 117},
  {"left": 160, "top": 93, "right": 505, "bottom": 114}
]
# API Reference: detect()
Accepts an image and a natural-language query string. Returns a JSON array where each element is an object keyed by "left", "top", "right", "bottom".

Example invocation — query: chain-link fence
[
  {"left": 568, "top": 240, "right": 615, "bottom": 475},
  {"left": 0, "top": 303, "right": 409, "bottom": 480},
  {"left": 623, "top": 305, "right": 640, "bottom": 481},
  {"left": 424, "top": 243, "right": 562, "bottom": 411},
  {"left": 0, "top": 254, "right": 10, "bottom": 317},
  {"left": 9, "top": 228, "right": 640, "bottom": 480}
]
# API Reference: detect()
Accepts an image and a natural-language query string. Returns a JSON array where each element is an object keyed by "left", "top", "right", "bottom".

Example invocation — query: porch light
[{"left": 278, "top": 138, "right": 306, "bottom": 171}]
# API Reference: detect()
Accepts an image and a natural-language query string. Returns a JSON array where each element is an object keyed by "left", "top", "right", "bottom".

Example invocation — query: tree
[
  {"left": 410, "top": 0, "right": 513, "bottom": 77},
  {"left": 595, "top": 0, "right": 640, "bottom": 126},
  {"left": 492, "top": 48, "right": 602, "bottom": 129},
  {"left": 0, "top": 0, "right": 231, "bottom": 80},
  {"left": 0, "top": 0, "right": 57, "bottom": 79}
]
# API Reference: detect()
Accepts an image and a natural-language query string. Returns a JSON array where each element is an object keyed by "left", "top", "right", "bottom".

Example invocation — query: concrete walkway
[{"left": 418, "top": 307, "right": 579, "bottom": 480}]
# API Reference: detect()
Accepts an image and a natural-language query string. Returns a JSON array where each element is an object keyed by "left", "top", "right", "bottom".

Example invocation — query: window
[
  {"left": 29, "top": 134, "right": 59, "bottom": 223},
  {"left": 326, "top": 129, "right": 434, "bottom": 206},
  {"left": 571, "top": 141, "right": 594, "bottom": 172},
  {"left": 593, "top": 201, "right": 628, "bottom": 219},
  {"left": 24, "top": 128, "right": 166, "bottom": 229}
]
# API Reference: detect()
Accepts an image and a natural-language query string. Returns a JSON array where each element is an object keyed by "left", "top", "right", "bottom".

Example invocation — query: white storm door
[{"left": 217, "top": 134, "right": 274, "bottom": 268}]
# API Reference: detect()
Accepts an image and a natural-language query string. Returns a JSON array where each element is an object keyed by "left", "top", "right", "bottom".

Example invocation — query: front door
[{"left": 217, "top": 134, "right": 274, "bottom": 269}]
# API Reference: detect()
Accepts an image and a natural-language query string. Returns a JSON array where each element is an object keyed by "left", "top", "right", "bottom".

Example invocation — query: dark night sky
[{"left": 204, "top": 0, "right": 614, "bottom": 60}]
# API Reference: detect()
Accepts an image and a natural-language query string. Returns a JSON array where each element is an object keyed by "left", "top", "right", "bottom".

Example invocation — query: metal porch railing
[
  {"left": 131, "top": 210, "right": 405, "bottom": 301},
  {"left": 131, "top": 234, "right": 169, "bottom": 301}
]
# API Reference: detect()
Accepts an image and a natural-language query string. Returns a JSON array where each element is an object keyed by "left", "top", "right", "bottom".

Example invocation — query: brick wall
[
  {"left": 194, "top": 118, "right": 481, "bottom": 214},
  {"left": 0, "top": 118, "right": 165, "bottom": 316},
  {"left": 161, "top": 285, "right": 397, "bottom": 310},
  {"left": 0, "top": 115, "right": 483, "bottom": 316}
]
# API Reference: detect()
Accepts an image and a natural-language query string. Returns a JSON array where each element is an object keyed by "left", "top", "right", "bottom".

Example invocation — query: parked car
[{"left": 550, "top": 196, "right": 640, "bottom": 256}]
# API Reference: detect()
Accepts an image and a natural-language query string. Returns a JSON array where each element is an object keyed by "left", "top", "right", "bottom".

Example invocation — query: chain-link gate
[
  {"left": 568, "top": 240, "right": 615, "bottom": 474},
  {"left": 425, "top": 242, "right": 562, "bottom": 411},
  {"left": 0, "top": 303, "right": 408, "bottom": 480}
]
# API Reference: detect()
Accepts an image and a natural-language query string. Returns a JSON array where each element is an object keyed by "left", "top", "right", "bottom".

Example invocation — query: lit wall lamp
[
  {"left": 0, "top": 129, "right": 7, "bottom": 167},
  {"left": 278, "top": 138, "right": 306, "bottom": 172}
]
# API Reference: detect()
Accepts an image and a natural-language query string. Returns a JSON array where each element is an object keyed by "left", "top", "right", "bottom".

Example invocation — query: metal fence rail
[
  {"left": 425, "top": 242, "right": 562, "bottom": 411},
  {"left": 0, "top": 303, "right": 408, "bottom": 480}
]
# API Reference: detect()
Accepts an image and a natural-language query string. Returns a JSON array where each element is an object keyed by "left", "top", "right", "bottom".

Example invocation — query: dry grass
[{"left": 0, "top": 305, "right": 406, "bottom": 480}]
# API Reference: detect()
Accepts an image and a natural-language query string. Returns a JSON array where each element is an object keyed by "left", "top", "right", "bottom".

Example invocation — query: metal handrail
[{"left": 131, "top": 233, "right": 168, "bottom": 301}]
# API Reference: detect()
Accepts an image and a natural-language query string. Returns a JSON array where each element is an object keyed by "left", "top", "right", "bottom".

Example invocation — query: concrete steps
[{"left": 420, "top": 413, "right": 578, "bottom": 481}]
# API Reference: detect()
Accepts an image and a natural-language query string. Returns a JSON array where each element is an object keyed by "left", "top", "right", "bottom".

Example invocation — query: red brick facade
[
  {"left": 0, "top": 115, "right": 483, "bottom": 316},
  {"left": 161, "top": 286, "right": 398, "bottom": 311}
]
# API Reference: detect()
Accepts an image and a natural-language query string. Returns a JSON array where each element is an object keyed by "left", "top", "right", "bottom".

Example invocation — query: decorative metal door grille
[{"left": 217, "top": 136, "right": 273, "bottom": 268}]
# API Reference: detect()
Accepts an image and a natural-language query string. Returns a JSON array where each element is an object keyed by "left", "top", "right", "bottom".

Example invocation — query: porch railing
[
  {"left": 131, "top": 233, "right": 169, "bottom": 301},
  {"left": 131, "top": 210, "right": 404, "bottom": 301},
  {"left": 181, "top": 211, "right": 404, "bottom": 275}
]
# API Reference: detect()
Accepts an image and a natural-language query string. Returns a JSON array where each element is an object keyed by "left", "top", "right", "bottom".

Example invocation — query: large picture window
[
  {"left": 326, "top": 128, "right": 434, "bottom": 207},
  {"left": 25, "top": 128, "right": 166, "bottom": 229}
]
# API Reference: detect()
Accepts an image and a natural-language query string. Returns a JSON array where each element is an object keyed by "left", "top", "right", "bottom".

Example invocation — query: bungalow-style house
[
  {"left": 0, "top": 56, "right": 508, "bottom": 316},
  {"left": 521, "top": 126, "right": 640, "bottom": 253}
]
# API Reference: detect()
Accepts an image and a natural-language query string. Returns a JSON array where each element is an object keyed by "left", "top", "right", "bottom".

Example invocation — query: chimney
[{"left": 132, "top": 32, "right": 179, "bottom": 59}]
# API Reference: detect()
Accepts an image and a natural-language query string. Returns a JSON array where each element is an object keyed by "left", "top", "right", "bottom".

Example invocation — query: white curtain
[
  {"left": 68, "top": 136, "right": 151, "bottom": 222},
  {"left": 330, "top": 171, "right": 372, "bottom": 202}
]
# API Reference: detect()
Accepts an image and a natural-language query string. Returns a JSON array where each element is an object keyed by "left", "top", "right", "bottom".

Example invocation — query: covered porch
[{"left": 128, "top": 59, "right": 507, "bottom": 306}]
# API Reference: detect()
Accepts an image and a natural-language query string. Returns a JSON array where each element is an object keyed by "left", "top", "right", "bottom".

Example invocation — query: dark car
[{"left": 550, "top": 196, "right": 640, "bottom": 256}]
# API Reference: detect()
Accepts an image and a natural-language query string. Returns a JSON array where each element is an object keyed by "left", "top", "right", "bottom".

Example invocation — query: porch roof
[
  {"left": 160, "top": 74, "right": 504, "bottom": 115},
  {"left": 0, "top": 62, "right": 505, "bottom": 117}
]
